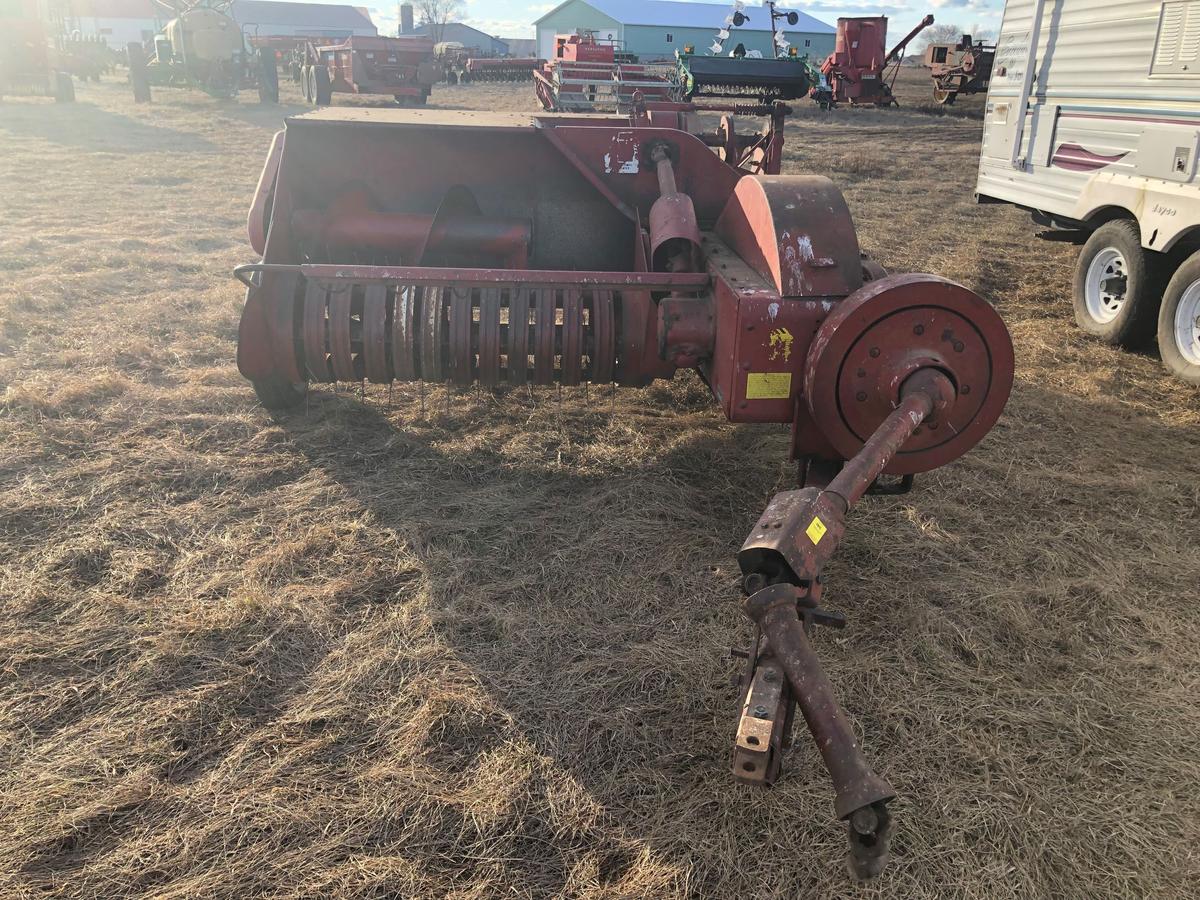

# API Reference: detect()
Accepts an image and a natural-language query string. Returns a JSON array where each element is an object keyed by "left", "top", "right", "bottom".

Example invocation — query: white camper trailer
[{"left": 975, "top": 0, "right": 1200, "bottom": 385}]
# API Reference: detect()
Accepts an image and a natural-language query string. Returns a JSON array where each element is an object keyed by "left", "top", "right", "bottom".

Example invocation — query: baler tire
[
  {"left": 313, "top": 65, "right": 332, "bottom": 106},
  {"left": 54, "top": 71, "right": 76, "bottom": 103},
  {"left": 253, "top": 377, "right": 308, "bottom": 410},
  {"left": 1156, "top": 251, "right": 1200, "bottom": 386},
  {"left": 302, "top": 65, "right": 313, "bottom": 102},
  {"left": 257, "top": 50, "right": 279, "bottom": 104},
  {"left": 1072, "top": 219, "right": 1165, "bottom": 348}
]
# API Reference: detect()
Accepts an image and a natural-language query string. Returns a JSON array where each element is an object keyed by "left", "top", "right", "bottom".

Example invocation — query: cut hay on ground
[{"left": 1, "top": 70, "right": 1198, "bottom": 898}]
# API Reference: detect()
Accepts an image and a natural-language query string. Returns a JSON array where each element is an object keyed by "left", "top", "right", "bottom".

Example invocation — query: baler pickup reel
[{"left": 235, "top": 107, "right": 1014, "bottom": 878}]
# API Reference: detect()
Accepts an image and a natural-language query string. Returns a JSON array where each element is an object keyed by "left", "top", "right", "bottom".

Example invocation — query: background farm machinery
[
  {"left": 675, "top": 47, "right": 816, "bottom": 103},
  {"left": 235, "top": 104, "right": 1014, "bottom": 878},
  {"left": 534, "top": 31, "right": 673, "bottom": 112},
  {"left": 677, "top": 1, "right": 820, "bottom": 104},
  {"left": 0, "top": 0, "right": 76, "bottom": 102},
  {"left": 922, "top": 34, "right": 994, "bottom": 104},
  {"left": 437, "top": 43, "right": 544, "bottom": 85},
  {"left": 461, "top": 57, "right": 544, "bottom": 83},
  {"left": 140, "top": 0, "right": 278, "bottom": 101},
  {"left": 816, "top": 14, "right": 933, "bottom": 107},
  {"left": 54, "top": 35, "right": 119, "bottom": 82},
  {"left": 298, "top": 34, "right": 438, "bottom": 106}
]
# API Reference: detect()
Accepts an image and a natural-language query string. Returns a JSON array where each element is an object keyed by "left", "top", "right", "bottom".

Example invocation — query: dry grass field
[{"left": 1, "top": 67, "right": 1198, "bottom": 899}]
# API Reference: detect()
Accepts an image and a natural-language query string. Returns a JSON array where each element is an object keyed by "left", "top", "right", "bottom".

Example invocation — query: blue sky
[{"left": 366, "top": 0, "right": 1004, "bottom": 45}]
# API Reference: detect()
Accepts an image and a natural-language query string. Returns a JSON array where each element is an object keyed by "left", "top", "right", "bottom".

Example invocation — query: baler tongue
[{"left": 235, "top": 107, "right": 1015, "bottom": 879}]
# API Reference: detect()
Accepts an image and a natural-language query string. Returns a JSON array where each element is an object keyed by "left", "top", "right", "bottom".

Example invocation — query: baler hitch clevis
[{"left": 734, "top": 369, "right": 956, "bottom": 879}]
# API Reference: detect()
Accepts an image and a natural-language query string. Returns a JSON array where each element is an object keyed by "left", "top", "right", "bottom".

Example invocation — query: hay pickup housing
[{"left": 235, "top": 106, "right": 1014, "bottom": 878}]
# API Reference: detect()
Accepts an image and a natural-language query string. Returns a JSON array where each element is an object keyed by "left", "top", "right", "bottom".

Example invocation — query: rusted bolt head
[
  {"left": 743, "top": 572, "right": 768, "bottom": 595},
  {"left": 850, "top": 806, "right": 879, "bottom": 835},
  {"left": 752, "top": 705, "right": 768, "bottom": 718},
  {"left": 856, "top": 391, "right": 867, "bottom": 402},
  {"left": 953, "top": 340, "right": 964, "bottom": 353},
  {"left": 961, "top": 384, "right": 971, "bottom": 395},
  {"left": 856, "top": 368, "right": 866, "bottom": 378},
  {"left": 763, "top": 669, "right": 779, "bottom": 683},
  {"left": 913, "top": 324, "right": 925, "bottom": 336},
  {"left": 869, "top": 347, "right": 880, "bottom": 358}
]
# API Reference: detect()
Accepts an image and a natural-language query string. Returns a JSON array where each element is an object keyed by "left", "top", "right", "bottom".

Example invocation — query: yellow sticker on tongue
[{"left": 806, "top": 516, "right": 828, "bottom": 545}]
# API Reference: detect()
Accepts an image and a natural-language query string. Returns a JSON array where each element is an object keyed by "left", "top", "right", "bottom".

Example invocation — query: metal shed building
[
  {"left": 401, "top": 22, "right": 509, "bottom": 55},
  {"left": 533, "top": 0, "right": 834, "bottom": 63},
  {"left": 231, "top": 0, "right": 377, "bottom": 40}
]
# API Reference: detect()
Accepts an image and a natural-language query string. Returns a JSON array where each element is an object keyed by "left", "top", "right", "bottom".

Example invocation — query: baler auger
[{"left": 235, "top": 106, "right": 1014, "bottom": 878}]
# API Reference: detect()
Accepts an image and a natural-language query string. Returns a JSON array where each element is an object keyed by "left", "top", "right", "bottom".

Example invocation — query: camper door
[{"left": 982, "top": 0, "right": 1048, "bottom": 166}]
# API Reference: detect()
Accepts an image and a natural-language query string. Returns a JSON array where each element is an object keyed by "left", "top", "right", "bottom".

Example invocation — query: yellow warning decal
[
  {"left": 745, "top": 372, "right": 792, "bottom": 400},
  {"left": 768, "top": 327, "right": 794, "bottom": 362},
  {"left": 806, "top": 516, "right": 828, "bottom": 545}
]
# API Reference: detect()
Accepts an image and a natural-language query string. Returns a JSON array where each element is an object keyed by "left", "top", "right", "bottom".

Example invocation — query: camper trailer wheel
[
  {"left": 312, "top": 65, "right": 332, "bottom": 105},
  {"left": 1157, "top": 251, "right": 1200, "bottom": 385},
  {"left": 54, "top": 72, "right": 76, "bottom": 103},
  {"left": 253, "top": 377, "right": 308, "bottom": 410},
  {"left": 1072, "top": 219, "right": 1163, "bottom": 347}
]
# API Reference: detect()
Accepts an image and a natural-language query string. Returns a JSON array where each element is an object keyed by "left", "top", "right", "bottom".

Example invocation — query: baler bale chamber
[{"left": 236, "top": 107, "right": 1015, "bottom": 879}]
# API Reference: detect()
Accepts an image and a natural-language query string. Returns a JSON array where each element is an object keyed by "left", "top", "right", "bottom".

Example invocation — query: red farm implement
[
  {"left": 534, "top": 32, "right": 673, "bottom": 112},
  {"left": 235, "top": 105, "right": 1014, "bottom": 878},
  {"left": 816, "top": 14, "right": 933, "bottom": 108},
  {"left": 300, "top": 34, "right": 439, "bottom": 106},
  {"left": 462, "top": 57, "right": 543, "bottom": 82}
]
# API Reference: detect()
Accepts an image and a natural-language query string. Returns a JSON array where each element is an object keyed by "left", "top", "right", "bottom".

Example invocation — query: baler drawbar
[{"left": 236, "top": 106, "right": 1014, "bottom": 878}]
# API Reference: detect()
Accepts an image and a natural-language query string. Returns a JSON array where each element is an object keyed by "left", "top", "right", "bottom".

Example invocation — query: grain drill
[{"left": 235, "top": 107, "right": 1014, "bottom": 878}]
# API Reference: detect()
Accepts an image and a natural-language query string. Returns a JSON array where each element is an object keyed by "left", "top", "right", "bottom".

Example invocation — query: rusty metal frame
[{"left": 234, "top": 262, "right": 708, "bottom": 292}]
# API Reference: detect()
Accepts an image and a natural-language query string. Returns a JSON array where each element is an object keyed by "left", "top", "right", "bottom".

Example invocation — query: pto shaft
[
  {"left": 743, "top": 584, "right": 895, "bottom": 820},
  {"left": 736, "top": 366, "right": 957, "bottom": 879}
]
